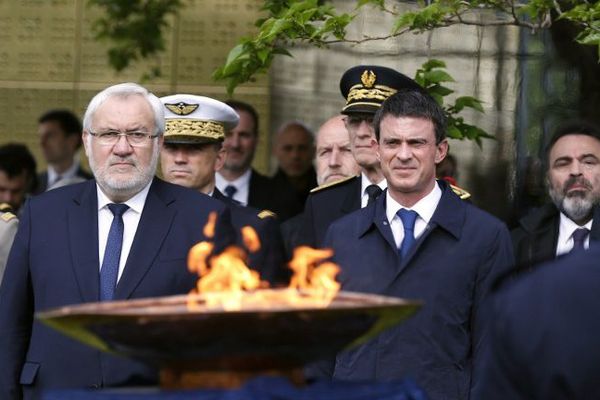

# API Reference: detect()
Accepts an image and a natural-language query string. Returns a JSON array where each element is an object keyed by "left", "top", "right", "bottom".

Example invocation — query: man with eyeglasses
[
  {"left": 298, "top": 65, "right": 422, "bottom": 248},
  {"left": 0, "top": 83, "right": 234, "bottom": 397}
]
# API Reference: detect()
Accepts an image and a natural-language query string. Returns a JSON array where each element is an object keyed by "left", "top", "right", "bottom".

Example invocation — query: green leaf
[
  {"left": 423, "top": 70, "right": 456, "bottom": 84},
  {"left": 225, "top": 43, "right": 245, "bottom": 66},
  {"left": 428, "top": 84, "right": 454, "bottom": 97},
  {"left": 422, "top": 59, "right": 446, "bottom": 71},
  {"left": 447, "top": 124, "right": 463, "bottom": 140},
  {"left": 454, "top": 96, "right": 485, "bottom": 112}
]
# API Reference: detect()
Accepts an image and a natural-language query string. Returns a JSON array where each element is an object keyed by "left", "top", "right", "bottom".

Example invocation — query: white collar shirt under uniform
[
  {"left": 47, "top": 159, "right": 80, "bottom": 189},
  {"left": 215, "top": 169, "right": 251, "bottom": 206},
  {"left": 556, "top": 213, "right": 592, "bottom": 256},
  {"left": 386, "top": 181, "right": 442, "bottom": 248},
  {"left": 97, "top": 181, "right": 151, "bottom": 282},
  {"left": 360, "top": 172, "right": 387, "bottom": 208}
]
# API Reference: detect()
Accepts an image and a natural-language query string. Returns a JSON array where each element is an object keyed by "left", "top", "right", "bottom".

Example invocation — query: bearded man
[
  {"left": 512, "top": 121, "right": 600, "bottom": 267},
  {"left": 0, "top": 83, "right": 234, "bottom": 398}
]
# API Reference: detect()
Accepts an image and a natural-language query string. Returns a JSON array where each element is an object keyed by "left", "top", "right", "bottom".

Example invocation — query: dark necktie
[
  {"left": 572, "top": 228, "right": 590, "bottom": 252},
  {"left": 224, "top": 185, "right": 237, "bottom": 199},
  {"left": 365, "top": 184, "right": 382, "bottom": 207},
  {"left": 397, "top": 209, "right": 419, "bottom": 258},
  {"left": 100, "top": 203, "right": 129, "bottom": 301}
]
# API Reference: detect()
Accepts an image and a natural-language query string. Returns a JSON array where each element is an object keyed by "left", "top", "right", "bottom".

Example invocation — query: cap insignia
[
  {"left": 165, "top": 102, "right": 199, "bottom": 116},
  {"left": 361, "top": 70, "right": 376, "bottom": 88}
]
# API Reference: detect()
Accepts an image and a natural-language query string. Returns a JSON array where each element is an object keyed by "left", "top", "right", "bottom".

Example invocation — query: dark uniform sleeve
[{"left": 0, "top": 200, "right": 34, "bottom": 399}]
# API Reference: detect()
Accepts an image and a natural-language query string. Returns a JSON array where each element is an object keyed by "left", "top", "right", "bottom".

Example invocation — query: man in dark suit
[
  {"left": 35, "top": 109, "right": 92, "bottom": 193},
  {"left": 299, "top": 65, "right": 424, "bottom": 248},
  {"left": 0, "top": 83, "right": 234, "bottom": 398},
  {"left": 512, "top": 121, "right": 600, "bottom": 267},
  {"left": 315, "top": 89, "right": 514, "bottom": 399},
  {"left": 160, "top": 94, "right": 288, "bottom": 284},
  {"left": 271, "top": 121, "right": 317, "bottom": 206},
  {"left": 477, "top": 246, "right": 600, "bottom": 399},
  {"left": 215, "top": 100, "right": 301, "bottom": 221}
]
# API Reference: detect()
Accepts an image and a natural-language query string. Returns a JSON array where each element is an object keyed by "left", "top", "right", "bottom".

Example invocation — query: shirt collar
[
  {"left": 48, "top": 159, "right": 80, "bottom": 183},
  {"left": 386, "top": 181, "right": 442, "bottom": 224},
  {"left": 559, "top": 212, "right": 593, "bottom": 237},
  {"left": 96, "top": 180, "right": 152, "bottom": 214},
  {"left": 361, "top": 172, "right": 387, "bottom": 196},
  {"left": 216, "top": 168, "right": 252, "bottom": 189}
]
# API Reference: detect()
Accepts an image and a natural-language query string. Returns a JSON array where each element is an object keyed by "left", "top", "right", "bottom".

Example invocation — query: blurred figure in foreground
[{"left": 477, "top": 246, "right": 600, "bottom": 399}]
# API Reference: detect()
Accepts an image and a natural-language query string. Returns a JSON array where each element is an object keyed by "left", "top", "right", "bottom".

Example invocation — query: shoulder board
[
  {"left": 0, "top": 203, "right": 12, "bottom": 212},
  {"left": 257, "top": 210, "right": 277, "bottom": 219},
  {"left": 450, "top": 184, "right": 471, "bottom": 200},
  {"left": 1, "top": 212, "right": 17, "bottom": 222},
  {"left": 310, "top": 175, "right": 357, "bottom": 194}
]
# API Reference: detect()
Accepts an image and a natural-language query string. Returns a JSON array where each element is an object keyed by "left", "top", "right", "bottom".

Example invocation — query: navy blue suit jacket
[
  {"left": 0, "top": 178, "right": 234, "bottom": 399},
  {"left": 477, "top": 246, "right": 600, "bottom": 400},
  {"left": 321, "top": 182, "right": 514, "bottom": 399}
]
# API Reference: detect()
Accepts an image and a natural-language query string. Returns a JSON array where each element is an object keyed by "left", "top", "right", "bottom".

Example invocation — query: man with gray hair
[
  {"left": 0, "top": 82, "right": 233, "bottom": 397},
  {"left": 512, "top": 121, "right": 600, "bottom": 267}
]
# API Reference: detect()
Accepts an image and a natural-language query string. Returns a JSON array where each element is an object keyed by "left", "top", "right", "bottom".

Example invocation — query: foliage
[
  {"left": 88, "top": 0, "right": 182, "bottom": 80},
  {"left": 88, "top": 0, "right": 600, "bottom": 143},
  {"left": 415, "top": 60, "right": 491, "bottom": 145}
]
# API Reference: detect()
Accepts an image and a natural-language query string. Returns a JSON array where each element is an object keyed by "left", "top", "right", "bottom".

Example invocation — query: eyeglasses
[
  {"left": 343, "top": 115, "right": 374, "bottom": 129},
  {"left": 88, "top": 130, "right": 159, "bottom": 146}
]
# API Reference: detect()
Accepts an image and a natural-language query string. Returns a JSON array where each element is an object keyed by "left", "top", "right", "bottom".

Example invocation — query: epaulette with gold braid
[
  {"left": 257, "top": 210, "right": 277, "bottom": 219},
  {"left": 1, "top": 211, "right": 17, "bottom": 222},
  {"left": 310, "top": 175, "right": 357, "bottom": 194},
  {"left": 450, "top": 184, "right": 471, "bottom": 200}
]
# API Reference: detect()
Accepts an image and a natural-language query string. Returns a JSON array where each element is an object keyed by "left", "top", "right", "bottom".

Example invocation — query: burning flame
[{"left": 187, "top": 216, "right": 341, "bottom": 311}]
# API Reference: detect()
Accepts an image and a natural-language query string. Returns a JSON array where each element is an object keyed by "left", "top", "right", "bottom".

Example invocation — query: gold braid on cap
[
  {"left": 165, "top": 119, "right": 225, "bottom": 140},
  {"left": 346, "top": 84, "right": 398, "bottom": 105}
]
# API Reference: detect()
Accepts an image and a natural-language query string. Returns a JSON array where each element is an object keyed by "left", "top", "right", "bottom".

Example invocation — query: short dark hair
[
  {"left": 543, "top": 121, "right": 600, "bottom": 170},
  {"left": 373, "top": 89, "right": 447, "bottom": 144},
  {"left": 38, "top": 109, "right": 83, "bottom": 146},
  {"left": 0, "top": 143, "right": 38, "bottom": 191},
  {"left": 225, "top": 100, "right": 259, "bottom": 136}
]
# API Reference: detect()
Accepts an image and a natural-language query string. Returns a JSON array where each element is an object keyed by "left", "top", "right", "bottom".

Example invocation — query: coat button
[{"left": 89, "top": 383, "right": 100, "bottom": 389}]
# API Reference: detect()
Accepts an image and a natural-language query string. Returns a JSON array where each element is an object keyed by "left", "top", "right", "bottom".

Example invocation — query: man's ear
[
  {"left": 214, "top": 147, "right": 226, "bottom": 172},
  {"left": 372, "top": 137, "right": 380, "bottom": 162},
  {"left": 81, "top": 132, "right": 90, "bottom": 157},
  {"left": 435, "top": 139, "right": 449, "bottom": 164}
]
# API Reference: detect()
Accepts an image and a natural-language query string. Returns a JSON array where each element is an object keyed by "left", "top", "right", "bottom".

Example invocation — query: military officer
[
  {"left": 160, "top": 94, "right": 288, "bottom": 284},
  {"left": 0, "top": 203, "right": 18, "bottom": 285}
]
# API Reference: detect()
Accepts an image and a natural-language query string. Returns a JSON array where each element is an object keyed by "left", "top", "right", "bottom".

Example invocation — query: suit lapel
[
  {"left": 114, "top": 180, "right": 176, "bottom": 300},
  {"left": 68, "top": 181, "right": 101, "bottom": 302}
]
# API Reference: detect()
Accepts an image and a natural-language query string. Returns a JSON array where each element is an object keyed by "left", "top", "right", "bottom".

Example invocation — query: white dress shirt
[
  {"left": 97, "top": 181, "right": 151, "bottom": 282},
  {"left": 386, "top": 181, "right": 442, "bottom": 248},
  {"left": 555, "top": 213, "right": 592, "bottom": 256},
  {"left": 360, "top": 173, "right": 387, "bottom": 208},
  {"left": 215, "top": 169, "right": 251, "bottom": 206}
]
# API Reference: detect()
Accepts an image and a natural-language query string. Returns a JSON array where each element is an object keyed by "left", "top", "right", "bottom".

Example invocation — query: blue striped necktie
[{"left": 100, "top": 203, "right": 129, "bottom": 301}]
